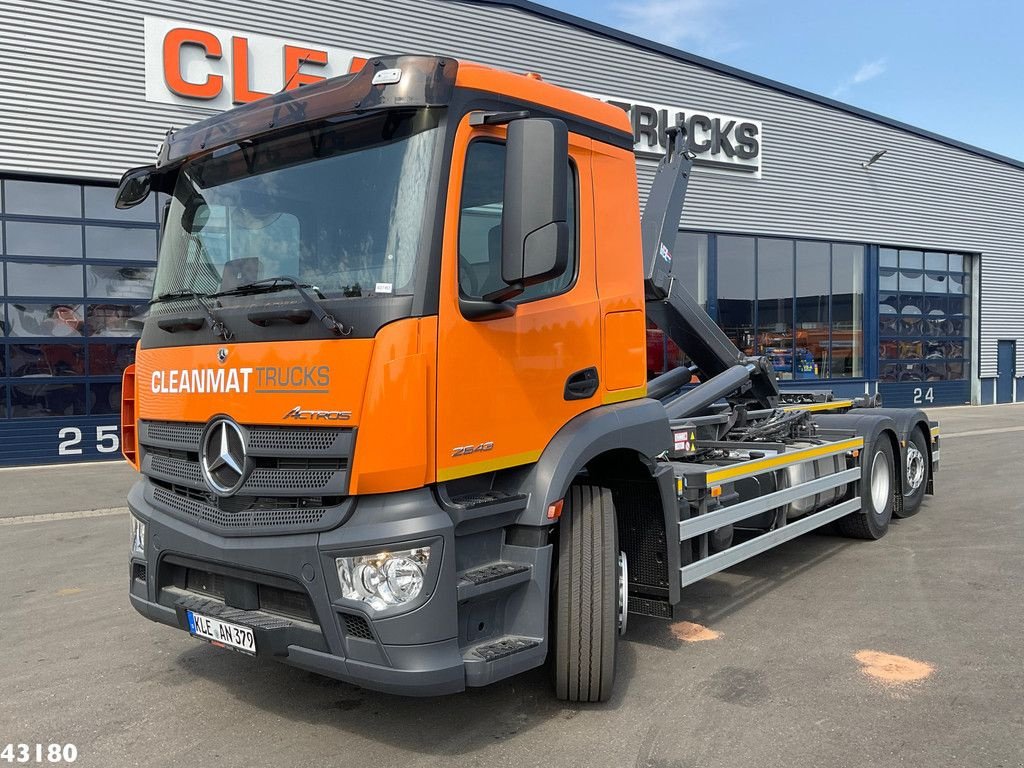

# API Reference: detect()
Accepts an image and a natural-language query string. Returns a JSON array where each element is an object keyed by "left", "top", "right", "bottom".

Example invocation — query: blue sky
[{"left": 537, "top": 0, "right": 1023, "bottom": 162}]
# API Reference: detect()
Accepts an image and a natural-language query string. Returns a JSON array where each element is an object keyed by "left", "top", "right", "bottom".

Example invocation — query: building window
[
  {"left": 1, "top": 177, "right": 158, "bottom": 421},
  {"left": 713, "top": 234, "right": 864, "bottom": 380},
  {"left": 878, "top": 248, "right": 970, "bottom": 383}
]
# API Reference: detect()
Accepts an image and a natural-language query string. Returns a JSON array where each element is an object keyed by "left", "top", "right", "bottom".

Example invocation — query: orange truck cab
[{"left": 119, "top": 55, "right": 939, "bottom": 701}]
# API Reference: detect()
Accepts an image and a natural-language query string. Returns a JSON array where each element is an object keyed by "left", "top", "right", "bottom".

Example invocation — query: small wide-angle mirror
[{"left": 115, "top": 165, "right": 155, "bottom": 209}]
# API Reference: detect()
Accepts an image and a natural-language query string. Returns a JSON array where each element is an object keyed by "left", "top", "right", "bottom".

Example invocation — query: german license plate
[{"left": 187, "top": 610, "right": 256, "bottom": 655}]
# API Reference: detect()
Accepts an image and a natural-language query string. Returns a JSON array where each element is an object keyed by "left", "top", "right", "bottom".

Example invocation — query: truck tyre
[
  {"left": 894, "top": 426, "right": 929, "bottom": 518},
  {"left": 837, "top": 437, "right": 895, "bottom": 540},
  {"left": 553, "top": 484, "right": 618, "bottom": 703}
]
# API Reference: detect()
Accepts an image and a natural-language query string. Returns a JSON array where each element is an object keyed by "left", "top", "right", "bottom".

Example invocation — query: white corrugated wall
[{"left": 0, "top": 0, "right": 1020, "bottom": 377}]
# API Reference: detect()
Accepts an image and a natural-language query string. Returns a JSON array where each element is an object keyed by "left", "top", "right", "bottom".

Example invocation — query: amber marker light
[{"left": 547, "top": 499, "right": 564, "bottom": 520}]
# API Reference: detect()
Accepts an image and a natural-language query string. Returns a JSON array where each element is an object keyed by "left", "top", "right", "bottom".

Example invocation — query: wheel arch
[{"left": 515, "top": 398, "right": 673, "bottom": 528}]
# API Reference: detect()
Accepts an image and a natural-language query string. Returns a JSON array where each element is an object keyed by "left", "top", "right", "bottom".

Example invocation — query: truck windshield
[{"left": 152, "top": 109, "right": 441, "bottom": 307}]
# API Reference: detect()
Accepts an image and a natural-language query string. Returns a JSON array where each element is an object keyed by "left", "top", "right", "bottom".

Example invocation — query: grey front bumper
[{"left": 127, "top": 480, "right": 466, "bottom": 696}]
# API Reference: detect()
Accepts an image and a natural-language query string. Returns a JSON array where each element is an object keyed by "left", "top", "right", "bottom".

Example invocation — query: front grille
[
  {"left": 147, "top": 421, "right": 203, "bottom": 449},
  {"left": 179, "top": 566, "right": 315, "bottom": 624},
  {"left": 186, "top": 567, "right": 226, "bottom": 597},
  {"left": 248, "top": 427, "right": 346, "bottom": 453},
  {"left": 140, "top": 419, "right": 355, "bottom": 535},
  {"left": 153, "top": 485, "right": 330, "bottom": 530},
  {"left": 260, "top": 585, "right": 314, "bottom": 622}
]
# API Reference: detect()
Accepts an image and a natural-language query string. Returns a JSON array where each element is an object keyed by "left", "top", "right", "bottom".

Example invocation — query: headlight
[
  {"left": 336, "top": 546, "right": 431, "bottom": 611},
  {"left": 130, "top": 514, "right": 146, "bottom": 557}
]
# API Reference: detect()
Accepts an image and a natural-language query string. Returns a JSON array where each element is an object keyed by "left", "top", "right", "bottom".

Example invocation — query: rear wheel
[
  {"left": 837, "top": 437, "right": 895, "bottom": 540},
  {"left": 553, "top": 485, "right": 619, "bottom": 702},
  {"left": 894, "top": 427, "right": 929, "bottom": 518}
]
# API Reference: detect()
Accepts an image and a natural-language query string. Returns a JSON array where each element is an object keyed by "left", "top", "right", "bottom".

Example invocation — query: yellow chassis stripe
[
  {"left": 437, "top": 449, "right": 542, "bottom": 482},
  {"left": 602, "top": 384, "right": 648, "bottom": 405},
  {"left": 782, "top": 399, "right": 854, "bottom": 413},
  {"left": 931, "top": 425, "right": 940, "bottom": 438},
  {"left": 705, "top": 437, "right": 864, "bottom": 486}
]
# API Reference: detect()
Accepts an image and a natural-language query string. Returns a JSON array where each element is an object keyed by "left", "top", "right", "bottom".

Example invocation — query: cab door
[{"left": 435, "top": 116, "right": 600, "bottom": 482}]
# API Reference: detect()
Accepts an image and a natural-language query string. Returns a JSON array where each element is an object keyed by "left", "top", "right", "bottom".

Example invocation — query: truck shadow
[
  {"left": 172, "top": 637, "right": 641, "bottom": 755},
  {"left": 626, "top": 529, "right": 856, "bottom": 650},
  {"left": 170, "top": 527, "right": 857, "bottom": 752}
]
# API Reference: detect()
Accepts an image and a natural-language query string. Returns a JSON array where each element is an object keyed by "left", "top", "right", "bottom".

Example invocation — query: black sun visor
[{"left": 157, "top": 54, "right": 458, "bottom": 168}]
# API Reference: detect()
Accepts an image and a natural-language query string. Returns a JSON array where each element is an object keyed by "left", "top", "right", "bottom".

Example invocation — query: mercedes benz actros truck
[{"left": 118, "top": 55, "right": 939, "bottom": 701}]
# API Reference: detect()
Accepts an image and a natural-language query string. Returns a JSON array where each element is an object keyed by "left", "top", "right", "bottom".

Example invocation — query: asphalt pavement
[{"left": 1, "top": 404, "right": 1022, "bottom": 768}]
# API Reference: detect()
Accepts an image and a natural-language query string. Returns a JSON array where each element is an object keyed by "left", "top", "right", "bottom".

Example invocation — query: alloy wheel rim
[
  {"left": 905, "top": 444, "right": 925, "bottom": 491},
  {"left": 870, "top": 449, "right": 892, "bottom": 513}
]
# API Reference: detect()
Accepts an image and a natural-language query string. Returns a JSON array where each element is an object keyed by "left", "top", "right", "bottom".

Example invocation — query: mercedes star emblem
[
  {"left": 200, "top": 418, "right": 250, "bottom": 496},
  {"left": 217, "top": 347, "right": 228, "bottom": 363}
]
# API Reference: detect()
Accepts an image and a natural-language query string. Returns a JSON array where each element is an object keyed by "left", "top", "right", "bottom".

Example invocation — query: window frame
[{"left": 455, "top": 136, "right": 581, "bottom": 312}]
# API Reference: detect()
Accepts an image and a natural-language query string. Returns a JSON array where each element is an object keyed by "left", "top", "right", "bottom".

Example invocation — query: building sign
[
  {"left": 143, "top": 20, "right": 761, "bottom": 174},
  {"left": 143, "top": 17, "right": 370, "bottom": 110},
  {"left": 592, "top": 94, "right": 762, "bottom": 176}
]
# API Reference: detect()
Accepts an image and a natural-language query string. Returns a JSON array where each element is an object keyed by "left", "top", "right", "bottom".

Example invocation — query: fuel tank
[{"left": 783, "top": 440, "right": 847, "bottom": 519}]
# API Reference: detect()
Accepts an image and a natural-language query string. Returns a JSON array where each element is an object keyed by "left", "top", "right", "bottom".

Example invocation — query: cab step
[
  {"left": 465, "top": 635, "right": 540, "bottom": 662},
  {"left": 462, "top": 634, "right": 546, "bottom": 688},
  {"left": 441, "top": 490, "right": 529, "bottom": 534},
  {"left": 457, "top": 561, "right": 532, "bottom": 602}
]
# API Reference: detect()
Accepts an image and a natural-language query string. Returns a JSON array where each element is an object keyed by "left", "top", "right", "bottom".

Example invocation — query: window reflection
[
  {"left": 831, "top": 244, "right": 864, "bottom": 378},
  {"left": 85, "top": 304, "right": 147, "bottom": 337},
  {"left": 5, "top": 221, "right": 83, "bottom": 258},
  {"left": 9, "top": 344, "right": 85, "bottom": 377},
  {"left": 4, "top": 180, "right": 81, "bottom": 218},
  {"left": 795, "top": 241, "right": 830, "bottom": 379},
  {"left": 85, "top": 186, "right": 156, "bottom": 223},
  {"left": 673, "top": 232, "right": 709, "bottom": 307},
  {"left": 85, "top": 226, "right": 158, "bottom": 261},
  {"left": 88, "top": 343, "right": 136, "bottom": 375},
  {"left": 899, "top": 250, "right": 923, "bottom": 270},
  {"left": 86, "top": 265, "right": 155, "bottom": 299},
  {"left": 717, "top": 236, "right": 755, "bottom": 354},
  {"left": 899, "top": 269, "right": 923, "bottom": 292},
  {"left": 877, "top": 249, "right": 970, "bottom": 381},
  {"left": 89, "top": 382, "right": 122, "bottom": 415},
  {"left": 757, "top": 238, "right": 795, "bottom": 378},
  {"left": 6, "top": 263, "right": 84, "bottom": 297},
  {"left": 11, "top": 382, "right": 86, "bottom": 418},
  {"left": 7, "top": 304, "right": 85, "bottom": 337},
  {"left": 924, "top": 273, "right": 946, "bottom": 294}
]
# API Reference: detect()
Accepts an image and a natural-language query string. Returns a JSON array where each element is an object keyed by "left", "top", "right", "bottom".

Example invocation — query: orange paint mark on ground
[
  {"left": 56, "top": 587, "right": 84, "bottom": 597},
  {"left": 854, "top": 650, "right": 934, "bottom": 685},
  {"left": 670, "top": 621, "right": 721, "bottom": 642}
]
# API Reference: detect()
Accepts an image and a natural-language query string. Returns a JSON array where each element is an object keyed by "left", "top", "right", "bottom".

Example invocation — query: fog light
[
  {"left": 130, "top": 514, "right": 146, "bottom": 557},
  {"left": 336, "top": 547, "right": 431, "bottom": 611}
]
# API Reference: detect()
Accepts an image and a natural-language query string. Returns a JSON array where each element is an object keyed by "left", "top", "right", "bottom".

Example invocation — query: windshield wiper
[
  {"left": 150, "top": 291, "right": 234, "bottom": 341},
  {"left": 213, "top": 277, "right": 349, "bottom": 336}
]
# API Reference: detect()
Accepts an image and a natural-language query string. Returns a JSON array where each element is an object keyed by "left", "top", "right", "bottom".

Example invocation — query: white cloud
[
  {"left": 611, "top": 0, "right": 741, "bottom": 56},
  {"left": 833, "top": 57, "right": 887, "bottom": 97}
]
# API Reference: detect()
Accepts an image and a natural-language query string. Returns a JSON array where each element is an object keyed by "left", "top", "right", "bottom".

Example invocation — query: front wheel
[
  {"left": 894, "top": 427, "right": 929, "bottom": 518},
  {"left": 837, "top": 437, "right": 895, "bottom": 540},
  {"left": 553, "top": 485, "right": 619, "bottom": 702}
]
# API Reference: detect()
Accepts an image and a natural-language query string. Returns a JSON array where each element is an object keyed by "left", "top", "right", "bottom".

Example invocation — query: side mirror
[
  {"left": 116, "top": 165, "right": 154, "bottom": 209},
  {"left": 487, "top": 118, "right": 569, "bottom": 302}
]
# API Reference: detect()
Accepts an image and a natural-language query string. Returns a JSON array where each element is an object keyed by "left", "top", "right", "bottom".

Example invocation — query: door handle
[{"left": 564, "top": 367, "right": 599, "bottom": 401}]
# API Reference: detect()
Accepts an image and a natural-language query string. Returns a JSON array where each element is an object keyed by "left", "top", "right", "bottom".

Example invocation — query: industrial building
[{"left": 1, "top": 0, "right": 1020, "bottom": 464}]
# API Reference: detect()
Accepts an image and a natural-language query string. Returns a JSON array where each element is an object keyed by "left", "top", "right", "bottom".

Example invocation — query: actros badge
[{"left": 283, "top": 406, "right": 351, "bottom": 421}]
